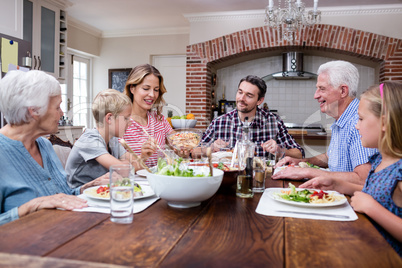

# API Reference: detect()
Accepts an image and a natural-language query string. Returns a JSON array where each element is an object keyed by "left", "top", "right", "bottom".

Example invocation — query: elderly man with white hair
[
  {"left": 273, "top": 60, "right": 377, "bottom": 184},
  {"left": 0, "top": 70, "right": 108, "bottom": 226}
]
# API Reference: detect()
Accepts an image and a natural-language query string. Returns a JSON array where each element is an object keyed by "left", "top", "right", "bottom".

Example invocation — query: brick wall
[{"left": 186, "top": 24, "right": 402, "bottom": 128}]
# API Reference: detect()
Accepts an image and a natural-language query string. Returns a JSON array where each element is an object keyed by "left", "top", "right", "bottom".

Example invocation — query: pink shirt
[{"left": 123, "top": 111, "right": 172, "bottom": 167}]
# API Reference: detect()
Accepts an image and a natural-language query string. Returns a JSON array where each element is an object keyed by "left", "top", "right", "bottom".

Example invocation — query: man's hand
[
  {"left": 275, "top": 156, "right": 303, "bottom": 168},
  {"left": 212, "top": 139, "right": 229, "bottom": 152},
  {"left": 261, "top": 139, "right": 280, "bottom": 154}
]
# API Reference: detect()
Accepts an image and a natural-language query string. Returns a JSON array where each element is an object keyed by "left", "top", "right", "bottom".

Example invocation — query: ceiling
[{"left": 66, "top": 0, "right": 402, "bottom": 36}]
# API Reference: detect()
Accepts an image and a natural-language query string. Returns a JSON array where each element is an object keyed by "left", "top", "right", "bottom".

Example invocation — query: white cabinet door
[
  {"left": 23, "top": 0, "right": 59, "bottom": 77},
  {"left": 0, "top": 0, "right": 23, "bottom": 38}
]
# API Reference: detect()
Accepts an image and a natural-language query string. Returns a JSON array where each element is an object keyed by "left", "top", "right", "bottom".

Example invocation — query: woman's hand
[
  {"left": 18, "top": 193, "right": 88, "bottom": 218},
  {"left": 299, "top": 176, "right": 336, "bottom": 190},
  {"left": 140, "top": 137, "right": 157, "bottom": 160},
  {"left": 350, "top": 191, "right": 376, "bottom": 214}
]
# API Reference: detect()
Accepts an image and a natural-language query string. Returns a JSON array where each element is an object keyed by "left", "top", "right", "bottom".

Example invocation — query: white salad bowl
[
  {"left": 171, "top": 119, "right": 197, "bottom": 129},
  {"left": 146, "top": 168, "right": 224, "bottom": 208}
]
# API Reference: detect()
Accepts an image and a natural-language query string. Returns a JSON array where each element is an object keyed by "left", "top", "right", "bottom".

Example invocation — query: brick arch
[{"left": 186, "top": 24, "right": 402, "bottom": 128}]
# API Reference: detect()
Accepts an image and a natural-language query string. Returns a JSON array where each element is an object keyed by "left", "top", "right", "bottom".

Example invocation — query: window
[{"left": 64, "top": 54, "right": 91, "bottom": 128}]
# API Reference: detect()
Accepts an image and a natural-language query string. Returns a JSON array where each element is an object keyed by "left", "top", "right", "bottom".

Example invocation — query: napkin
[
  {"left": 74, "top": 181, "right": 159, "bottom": 214},
  {"left": 256, "top": 188, "right": 358, "bottom": 221}
]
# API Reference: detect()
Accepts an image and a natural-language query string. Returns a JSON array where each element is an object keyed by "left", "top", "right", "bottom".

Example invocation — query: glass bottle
[
  {"left": 237, "top": 117, "right": 255, "bottom": 170},
  {"left": 218, "top": 92, "right": 227, "bottom": 115}
]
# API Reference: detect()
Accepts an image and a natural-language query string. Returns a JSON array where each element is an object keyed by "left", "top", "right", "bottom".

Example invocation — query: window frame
[{"left": 65, "top": 53, "right": 93, "bottom": 128}]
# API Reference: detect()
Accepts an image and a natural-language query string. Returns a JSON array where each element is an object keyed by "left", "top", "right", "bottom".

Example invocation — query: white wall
[{"left": 92, "top": 34, "right": 189, "bottom": 98}]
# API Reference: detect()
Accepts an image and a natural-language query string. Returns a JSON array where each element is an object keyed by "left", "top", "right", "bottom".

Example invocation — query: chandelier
[{"left": 265, "top": 0, "right": 321, "bottom": 42}]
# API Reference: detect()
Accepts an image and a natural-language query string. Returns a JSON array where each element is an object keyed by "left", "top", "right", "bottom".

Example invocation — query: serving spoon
[
  {"left": 119, "top": 139, "right": 152, "bottom": 173},
  {"left": 138, "top": 125, "right": 173, "bottom": 165},
  {"left": 206, "top": 147, "right": 213, "bottom": 176}
]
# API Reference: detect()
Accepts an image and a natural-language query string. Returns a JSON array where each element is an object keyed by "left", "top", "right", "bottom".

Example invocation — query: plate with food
[
  {"left": 83, "top": 184, "right": 154, "bottom": 201},
  {"left": 273, "top": 162, "right": 325, "bottom": 175},
  {"left": 269, "top": 183, "right": 347, "bottom": 207}
]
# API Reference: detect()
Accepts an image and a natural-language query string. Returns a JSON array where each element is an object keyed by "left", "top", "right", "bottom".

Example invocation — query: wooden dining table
[{"left": 0, "top": 175, "right": 400, "bottom": 267}]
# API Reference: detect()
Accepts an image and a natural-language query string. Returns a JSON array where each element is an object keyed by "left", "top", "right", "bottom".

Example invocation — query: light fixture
[{"left": 265, "top": 0, "right": 321, "bottom": 42}]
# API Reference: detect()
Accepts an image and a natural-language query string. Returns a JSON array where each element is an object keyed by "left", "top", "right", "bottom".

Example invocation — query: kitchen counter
[
  {"left": 290, "top": 132, "right": 331, "bottom": 141},
  {"left": 288, "top": 131, "right": 331, "bottom": 158}
]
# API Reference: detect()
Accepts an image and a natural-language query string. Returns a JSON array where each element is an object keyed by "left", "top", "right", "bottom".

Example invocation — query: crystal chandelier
[{"left": 265, "top": 0, "right": 321, "bottom": 42}]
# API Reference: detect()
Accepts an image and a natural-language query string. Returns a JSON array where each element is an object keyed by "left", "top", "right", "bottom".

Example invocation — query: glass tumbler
[
  {"left": 252, "top": 157, "right": 266, "bottom": 193},
  {"left": 110, "top": 164, "right": 135, "bottom": 224}
]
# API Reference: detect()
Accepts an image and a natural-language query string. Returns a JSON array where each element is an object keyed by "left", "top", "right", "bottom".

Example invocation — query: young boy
[{"left": 66, "top": 89, "right": 133, "bottom": 189}]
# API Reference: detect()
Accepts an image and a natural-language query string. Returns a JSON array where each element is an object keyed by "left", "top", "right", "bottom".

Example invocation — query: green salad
[
  {"left": 275, "top": 183, "right": 311, "bottom": 203},
  {"left": 155, "top": 158, "right": 210, "bottom": 177},
  {"left": 112, "top": 178, "right": 143, "bottom": 193}
]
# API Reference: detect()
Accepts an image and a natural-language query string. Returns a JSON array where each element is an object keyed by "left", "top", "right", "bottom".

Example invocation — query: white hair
[
  {"left": 0, "top": 70, "right": 61, "bottom": 125},
  {"left": 317, "top": 60, "right": 359, "bottom": 98}
]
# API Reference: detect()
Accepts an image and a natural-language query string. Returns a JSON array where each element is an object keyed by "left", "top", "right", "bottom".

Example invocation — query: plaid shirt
[{"left": 202, "top": 107, "right": 304, "bottom": 157}]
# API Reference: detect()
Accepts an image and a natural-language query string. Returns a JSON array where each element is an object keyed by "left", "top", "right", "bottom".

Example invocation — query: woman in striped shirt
[{"left": 122, "top": 64, "right": 172, "bottom": 167}]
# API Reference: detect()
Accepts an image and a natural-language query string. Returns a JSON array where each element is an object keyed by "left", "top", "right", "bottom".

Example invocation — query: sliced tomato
[
  {"left": 96, "top": 186, "right": 109, "bottom": 194},
  {"left": 310, "top": 190, "right": 327, "bottom": 199}
]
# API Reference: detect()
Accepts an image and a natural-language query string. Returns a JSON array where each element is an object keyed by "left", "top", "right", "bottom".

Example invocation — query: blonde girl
[{"left": 300, "top": 82, "right": 402, "bottom": 256}]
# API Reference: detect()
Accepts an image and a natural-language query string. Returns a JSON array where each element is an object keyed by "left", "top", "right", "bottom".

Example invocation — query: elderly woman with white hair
[{"left": 0, "top": 70, "right": 108, "bottom": 226}]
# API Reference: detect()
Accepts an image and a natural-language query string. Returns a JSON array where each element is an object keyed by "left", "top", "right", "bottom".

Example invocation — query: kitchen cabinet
[
  {"left": 56, "top": 126, "right": 84, "bottom": 144},
  {"left": 23, "top": 0, "right": 67, "bottom": 81},
  {"left": 0, "top": 0, "right": 23, "bottom": 38}
]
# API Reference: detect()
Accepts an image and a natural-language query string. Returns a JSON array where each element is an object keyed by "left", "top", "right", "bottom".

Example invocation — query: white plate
[
  {"left": 136, "top": 169, "right": 151, "bottom": 177},
  {"left": 83, "top": 185, "right": 154, "bottom": 201},
  {"left": 268, "top": 189, "right": 347, "bottom": 207}
]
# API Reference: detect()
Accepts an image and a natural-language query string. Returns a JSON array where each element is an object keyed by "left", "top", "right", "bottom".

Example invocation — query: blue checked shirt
[
  {"left": 202, "top": 107, "right": 304, "bottom": 157},
  {"left": 327, "top": 98, "right": 377, "bottom": 171}
]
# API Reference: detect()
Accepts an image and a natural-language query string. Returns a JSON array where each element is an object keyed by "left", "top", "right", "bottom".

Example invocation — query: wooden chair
[{"left": 48, "top": 134, "right": 73, "bottom": 169}]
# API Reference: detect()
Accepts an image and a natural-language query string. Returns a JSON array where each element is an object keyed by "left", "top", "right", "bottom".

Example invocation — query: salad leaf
[
  {"left": 276, "top": 183, "right": 312, "bottom": 203},
  {"left": 305, "top": 161, "right": 320, "bottom": 169},
  {"left": 155, "top": 158, "right": 209, "bottom": 177}
]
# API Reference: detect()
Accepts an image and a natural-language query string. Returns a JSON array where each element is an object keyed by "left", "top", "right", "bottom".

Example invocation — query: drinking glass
[
  {"left": 265, "top": 158, "right": 275, "bottom": 182},
  {"left": 252, "top": 157, "right": 266, "bottom": 193},
  {"left": 236, "top": 174, "right": 254, "bottom": 198},
  {"left": 110, "top": 164, "right": 135, "bottom": 224},
  {"left": 275, "top": 144, "right": 285, "bottom": 163}
]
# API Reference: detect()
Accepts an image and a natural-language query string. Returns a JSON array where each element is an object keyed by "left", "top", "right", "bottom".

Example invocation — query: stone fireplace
[{"left": 185, "top": 24, "right": 402, "bottom": 129}]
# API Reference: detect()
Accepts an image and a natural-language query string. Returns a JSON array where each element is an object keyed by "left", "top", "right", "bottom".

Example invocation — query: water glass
[
  {"left": 275, "top": 144, "right": 286, "bottom": 162},
  {"left": 265, "top": 158, "right": 275, "bottom": 182},
  {"left": 252, "top": 157, "right": 266, "bottom": 193},
  {"left": 110, "top": 164, "right": 135, "bottom": 224}
]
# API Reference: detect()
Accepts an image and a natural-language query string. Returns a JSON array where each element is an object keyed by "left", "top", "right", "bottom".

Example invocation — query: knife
[{"left": 275, "top": 210, "right": 350, "bottom": 219}]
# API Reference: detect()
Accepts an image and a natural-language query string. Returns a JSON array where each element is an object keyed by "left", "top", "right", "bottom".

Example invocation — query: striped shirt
[
  {"left": 123, "top": 111, "right": 172, "bottom": 167},
  {"left": 202, "top": 107, "right": 304, "bottom": 157},
  {"left": 327, "top": 98, "right": 377, "bottom": 171}
]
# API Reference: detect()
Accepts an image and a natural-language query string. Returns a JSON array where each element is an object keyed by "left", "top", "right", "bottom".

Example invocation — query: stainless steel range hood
[{"left": 262, "top": 52, "right": 317, "bottom": 81}]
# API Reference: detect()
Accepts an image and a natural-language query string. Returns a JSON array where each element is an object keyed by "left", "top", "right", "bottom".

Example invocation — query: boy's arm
[{"left": 95, "top": 154, "right": 129, "bottom": 170}]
